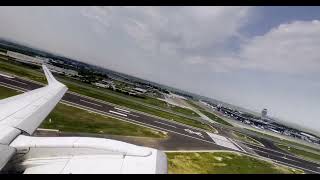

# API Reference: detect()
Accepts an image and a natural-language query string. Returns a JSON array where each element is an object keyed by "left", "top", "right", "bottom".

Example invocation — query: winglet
[{"left": 42, "top": 65, "right": 58, "bottom": 85}]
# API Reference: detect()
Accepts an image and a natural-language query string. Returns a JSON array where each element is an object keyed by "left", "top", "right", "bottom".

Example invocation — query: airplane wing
[
  {"left": 0, "top": 65, "right": 167, "bottom": 174},
  {"left": 0, "top": 65, "right": 67, "bottom": 170},
  {"left": 0, "top": 65, "right": 68, "bottom": 135}
]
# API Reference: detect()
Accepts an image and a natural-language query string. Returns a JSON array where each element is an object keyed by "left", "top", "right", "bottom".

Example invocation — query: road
[{"left": 0, "top": 73, "right": 319, "bottom": 174}]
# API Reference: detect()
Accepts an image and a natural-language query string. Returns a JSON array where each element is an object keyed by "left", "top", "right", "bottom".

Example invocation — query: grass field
[
  {"left": 167, "top": 151, "right": 304, "bottom": 174},
  {"left": 41, "top": 103, "right": 167, "bottom": 138},
  {"left": 0, "top": 85, "right": 21, "bottom": 99},
  {"left": 0, "top": 85, "right": 166, "bottom": 138},
  {"left": 0, "top": 58, "right": 210, "bottom": 131},
  {"left": 59, "top": 76, "right": 200, "bottom": 117},
  {"left": 276, "top": 144, "right": 320, "bottom": 163},
  {"left": 199, "top": 110, "right": 233, "bottom": 126},
  {"left": 59, "top": 78, "right": 211, "bottom": 131},
  {"left": 59, "top": 75, "right": 200, "bottom": 118},
  {"left": 0, "top": 57, "right": 46, "bottom": 83},
  {"left": 232, "top": 131, "right": 264, "bottom": 147}
]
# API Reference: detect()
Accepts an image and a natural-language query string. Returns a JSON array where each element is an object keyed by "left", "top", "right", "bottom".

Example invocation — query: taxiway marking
[
  {"left": 154, "top": 121, "right": 177, "bottom": 128},
  {"left": 109, "top": 110, "right": 128, "bottom": 117},
  {"left": 80, "top": 99, "right": 102, "bottom": 107}
]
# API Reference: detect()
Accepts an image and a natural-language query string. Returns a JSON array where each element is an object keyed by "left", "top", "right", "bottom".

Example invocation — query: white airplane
[{"left": 0, "top": 65, "right": 167, "bottom": 174}]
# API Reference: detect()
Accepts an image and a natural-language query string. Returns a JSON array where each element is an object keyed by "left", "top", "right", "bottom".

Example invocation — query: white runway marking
[
  {"left": 154, "top": 121, "right": 177, "bottom": 128},
  {"left": 184, "top": 129, "right": 204, "bottom": 138},
  {"left": 207, "top": 132, "right": 240, "bottom": 151},
  {"left": 6, "top": 78, "right": 27, "bottom": 85},
  {"left": 80, "top": 99, "right": 102, "bottom": 107},
  {"left": 0, "top": 73, "right": 14, "bottom": 79},
  {"left": 114, "top": 107, "right": 139, "bottom": 117},
  {"left": 109, "top": 110, "right": 128, "bottom": 117},
  {"left": 114, "top": 107, "right": 130, "bottom": 113}
]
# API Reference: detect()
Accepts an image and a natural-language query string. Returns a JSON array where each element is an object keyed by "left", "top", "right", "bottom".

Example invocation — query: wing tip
[{"left": 42, "top": 64, "right": 60, "bottom": 85}]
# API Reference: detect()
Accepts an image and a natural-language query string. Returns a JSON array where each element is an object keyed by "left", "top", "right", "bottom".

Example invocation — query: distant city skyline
[{"left": 0, "top": 6, "right": 319, "bottom": 133}]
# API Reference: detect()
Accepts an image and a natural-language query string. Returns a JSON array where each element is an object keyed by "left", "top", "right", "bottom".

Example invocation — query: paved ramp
[{"left": 207, "top": 132, "right": 240, "bottom": 151}]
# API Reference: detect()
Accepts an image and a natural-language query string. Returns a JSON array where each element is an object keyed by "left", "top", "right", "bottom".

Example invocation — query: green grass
[
  {"left": 0, "top": 57, "right": 46, "bottom": 83},
  {"left": 54, "top": 76, "right": 211, "bottom": 131},
  {"left": 0, "top": 85, "right": 166, "bottom": 138},
  {"left": 0, "top": 85, "right": 20, "bottom": 99},
  {"left": 167, "top": 152, "right": 304, "bottom": 174},
  {"left": 60, "top": 75, "right": 200, "bottom": 118},
  {"left": 232, "top": 131, "right": 264, "bottom": 147},
  {"left": 61, "top": 79, "right": 211, "bottom": 131},
  {"left": 61, "top": 76, "right": 200, "bottom": 118},
  {"left": 0, "top": 58, "right": 211, "bottom": 131},
  {"left": 276, "top": 144, "right": 320, "bottom": 163},
  {"left": 199, "top": 110, "right": 233, "bottom": 126},
  {"left": 41, "top": 103, "right": 167, "bottom": 138}
]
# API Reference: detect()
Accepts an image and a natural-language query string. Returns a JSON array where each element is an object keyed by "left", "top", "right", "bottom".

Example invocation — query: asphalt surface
[{"left": 0, "top": 74, "right": 320, "bottom": 174}]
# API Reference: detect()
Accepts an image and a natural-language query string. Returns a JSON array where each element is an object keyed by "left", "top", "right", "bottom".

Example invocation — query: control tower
[{"left": 261, "top": 108, "right": 268, "bottom": 119}]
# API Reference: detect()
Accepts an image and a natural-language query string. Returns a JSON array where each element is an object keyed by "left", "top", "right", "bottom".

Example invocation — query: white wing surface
[
  {"left": 0, "top": 65, "right": 67, "bottom": 135},
  {"left": 0, "top": 65, "right": 67, "bottom": 170},
  {"left": 0, "top": 65, "right": 167, "bottom": 174}
]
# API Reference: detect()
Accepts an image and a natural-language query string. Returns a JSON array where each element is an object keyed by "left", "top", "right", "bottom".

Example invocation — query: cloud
[
  {"left": 0, "top": 6, "right": 253, "bottom": 74},
  {"left": 217, "top": 20, "right": 320, "bottom": 74},
  {"left": 0, "top": 7, "right": 319, "bottom": 133}
]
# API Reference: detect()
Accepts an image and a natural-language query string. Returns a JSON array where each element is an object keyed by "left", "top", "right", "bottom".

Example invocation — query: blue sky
[{"left": 0, "top": 6, "right": 319, "bottom": 134}]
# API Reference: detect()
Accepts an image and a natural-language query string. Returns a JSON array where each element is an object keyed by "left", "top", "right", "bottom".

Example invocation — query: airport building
[
  {"left": 6, "top": 51, "right": 45, "bottom": 65},
  {"left": 132, "top": 87, "right": 147, "bottom": 94},
  {"left": 46, "top": 64, "right": 78, "bottom": 76},
  {"left": 93, "top": 82, "right": 110, "bottom": 88}
]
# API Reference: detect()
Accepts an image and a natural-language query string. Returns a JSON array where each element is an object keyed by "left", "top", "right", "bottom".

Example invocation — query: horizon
[
  {"left": 0, "top": 6, "right": 319, "bottom": 134},
  {"left": 3, "top": 38, "right": 319, "bottom": 137}
]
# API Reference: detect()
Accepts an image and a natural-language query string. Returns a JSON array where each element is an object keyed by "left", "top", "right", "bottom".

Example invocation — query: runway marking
[
  {"left": 6, "top": 78, "right": 28, "bottom": 85},
  {"left": 207, "top": 132, "right": 240, "bottom": 151},
  {"left": 154, "top": 121, "right": 177, "bottom": 128},
  {"left": 3, "top": 77, "right": 319, "bottom": 174},
  {"left": 114, "top": 107, "right": 140, "bottom": 117},
  {"left": 114, "top": 107, "right": 130, "bottom": 113},
  {"left": 109, "top": 110, "right": 128, "bottom": 117},
  {"left": 0, "top": 73, "right": 14, "bottom": 79},
  {"left": 67, "top": 91, "right": 211, "bottom": 133},
  {"left": 62, "top": 100, "right": 219, "bottom": 146},
  {"left": 184, "top": 129, "right": 204, "bottom": 138},
  {"left": 80, "top": 99, "right": 102, "bottom": 107}
]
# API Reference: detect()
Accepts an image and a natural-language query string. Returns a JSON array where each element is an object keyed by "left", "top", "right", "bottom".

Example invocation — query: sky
[{"left": 0, "top": 6, "right": 319, "bottom": 134}]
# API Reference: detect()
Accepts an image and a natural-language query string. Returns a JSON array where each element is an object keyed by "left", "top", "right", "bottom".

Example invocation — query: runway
[{"left": 0, "top": 73, "right": 319, "bottom": 174}]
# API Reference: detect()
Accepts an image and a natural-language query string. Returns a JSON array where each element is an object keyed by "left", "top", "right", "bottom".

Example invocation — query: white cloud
[
  {"left": 222, "top": 20, "right": 320, "bottom": 74},
  {"left": 0, "top": 7, "right": 319, "bottom": 133}
]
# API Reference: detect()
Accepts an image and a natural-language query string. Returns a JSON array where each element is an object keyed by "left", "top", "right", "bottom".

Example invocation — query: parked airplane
[{"left": 0, "top": 65, "right": 167, "bottom": 174}]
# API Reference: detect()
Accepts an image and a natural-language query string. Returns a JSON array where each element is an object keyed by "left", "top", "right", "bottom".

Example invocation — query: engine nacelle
[{"left": 6, "top": 135, "right": 167, "bottom": 174}]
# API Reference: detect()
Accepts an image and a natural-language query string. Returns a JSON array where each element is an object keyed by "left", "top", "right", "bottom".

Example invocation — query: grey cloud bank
[{"left": 0, "top": 6, "right": 319, "bottom": 134}]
